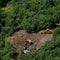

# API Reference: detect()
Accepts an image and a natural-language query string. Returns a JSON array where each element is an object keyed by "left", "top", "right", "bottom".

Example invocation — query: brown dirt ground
[{"left": 5, "top": 30, "right": 53, "bottom": 53}]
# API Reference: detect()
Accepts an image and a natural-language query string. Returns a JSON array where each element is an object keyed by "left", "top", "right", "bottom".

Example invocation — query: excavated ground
[{"left": 5, "top": 30, "right": 53, "bottom": 53}]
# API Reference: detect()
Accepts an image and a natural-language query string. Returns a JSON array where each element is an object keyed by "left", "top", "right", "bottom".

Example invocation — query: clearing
[{"left": 5, "top": 30, "right": 53, "bottom": 53}]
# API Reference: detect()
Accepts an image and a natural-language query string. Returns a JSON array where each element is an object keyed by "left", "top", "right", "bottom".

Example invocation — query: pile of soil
[{"left": 5, "top": 30, "right": 52, "bottom": 53}]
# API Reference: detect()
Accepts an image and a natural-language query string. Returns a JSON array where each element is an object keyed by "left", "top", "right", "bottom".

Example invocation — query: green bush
[
  {"left": 38, "top": 14, "right": 56, "bottom": 29},
  {"left": 21, "top": 19, "right": 39, "bottom": 33},
  {"left": 0, "top": 42, "right": 15, "bottom": 60},
  {"left": 0, "top": 9, "right": 6, "bottom": 32},
  {"left": 53, "top": 28, "right": 60, "bottom": 39},
  {"left": 4, "top": 0, "right": 60, "bottom": 33},
  {"left": 0, "top": 0, "right": 11, "bottom": 7}
]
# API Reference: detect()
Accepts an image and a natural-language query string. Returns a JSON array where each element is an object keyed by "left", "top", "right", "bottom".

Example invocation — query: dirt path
[{"left": 5, "top": 30, "right": 52, "bottom": 53}]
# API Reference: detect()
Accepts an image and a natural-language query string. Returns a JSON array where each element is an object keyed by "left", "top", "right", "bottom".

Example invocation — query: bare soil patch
[{"left": 5, "top": 30, "right": 53, "bottom": 53}]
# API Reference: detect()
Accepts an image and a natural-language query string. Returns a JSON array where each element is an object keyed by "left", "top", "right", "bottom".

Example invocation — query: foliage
[
  {"left": 0, "top": 0, "right": 60, "bottom": 60},
  {"left": 0, "top": 7, "right": 15, "bottom": 60},
  {"left": 0, "top": 9, "right": 6, "bottom": 32},
  {"left": 0, "top": 42, "right": 15, "bottom": 60},
  {"left": 53, "top": 27, "right": 60, "bottom": 39},
  {"left": 1, "top": 0, "right": 59, "bottom": 33},
  {"left": 0, "top": 0, "right": 11, "bottom": 7}
]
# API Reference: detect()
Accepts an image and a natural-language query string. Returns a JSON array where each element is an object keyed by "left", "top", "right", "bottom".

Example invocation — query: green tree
[
  {"left": 0, "top": 0, "right": 11, "bottom": 7},
  {"left": 0, "top": 9, "right": 5, "bottom": 32},
  {"left": 0, "top": 42, "right": 15, "bottom": 60}
]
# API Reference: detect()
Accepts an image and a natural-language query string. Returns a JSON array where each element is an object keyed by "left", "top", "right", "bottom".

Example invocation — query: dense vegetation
[
  {"left": 1, "top": 0, "right": 60, "bottom": 33},
  {"left": 0, "top": 0, "right": 60, "bottom": 60}
]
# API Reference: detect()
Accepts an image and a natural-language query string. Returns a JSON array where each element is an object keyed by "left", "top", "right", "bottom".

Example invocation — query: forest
[{"left": 0, "top": 0, "right": 60, "bottom": 60}]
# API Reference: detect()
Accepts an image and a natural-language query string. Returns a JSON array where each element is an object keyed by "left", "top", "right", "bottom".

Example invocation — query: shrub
[{"left": 53, "top": 28, "right": 60, "bottom": 39}]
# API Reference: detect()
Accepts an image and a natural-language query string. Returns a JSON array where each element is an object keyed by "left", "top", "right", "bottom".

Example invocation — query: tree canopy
[{"left": 0, "top": 0, "right": 60, "bottom": 60}]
